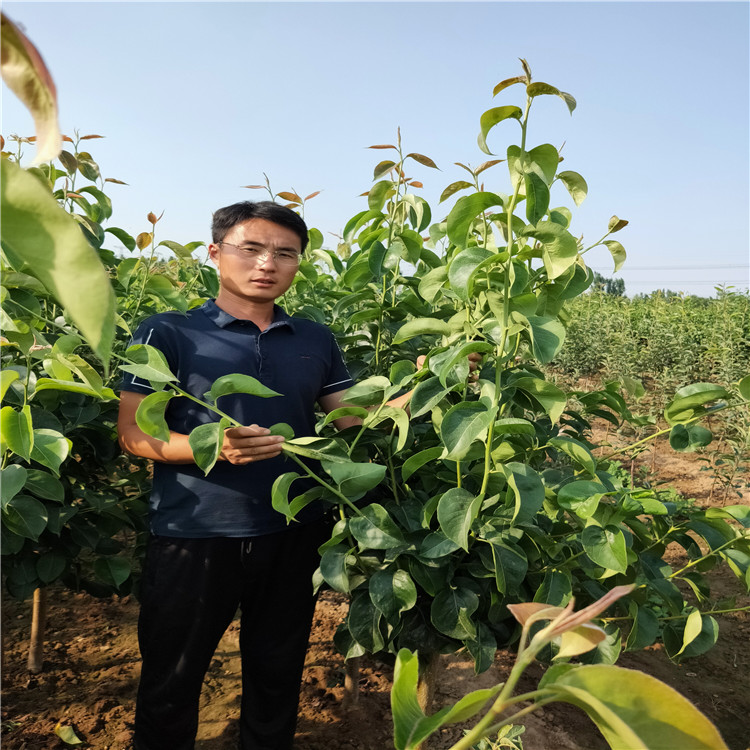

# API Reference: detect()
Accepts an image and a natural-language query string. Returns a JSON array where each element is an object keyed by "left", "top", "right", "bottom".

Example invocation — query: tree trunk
[
  {"left": 417, "top": 651, "right": 442, "bottom": 715},
  {"left": 27, "top": 587, "right": 48, "bottom": 674},
  {"left": 342, "top": 656, "right": 360, "bottom": 710},
  {"left": 414, "top": 652, "right": 442, "bottom": 749}
]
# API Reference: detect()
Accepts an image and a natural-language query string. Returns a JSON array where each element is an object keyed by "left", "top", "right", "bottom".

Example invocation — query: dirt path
[{"left": 2, "top": 439, "right": 748, "bottom": 750}]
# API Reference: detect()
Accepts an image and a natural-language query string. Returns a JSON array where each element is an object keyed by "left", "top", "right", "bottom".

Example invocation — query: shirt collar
[{"left": 201, "top": 299, "right": 296, "bottom": 332}]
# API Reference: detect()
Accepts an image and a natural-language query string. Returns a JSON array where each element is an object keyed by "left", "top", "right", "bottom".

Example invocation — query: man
[{"left": 118, "top": 201, "right": 361, "bottom": 750}]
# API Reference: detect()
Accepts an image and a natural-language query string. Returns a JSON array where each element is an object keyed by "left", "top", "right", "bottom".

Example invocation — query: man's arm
[{"left": 117, "top": 391, "right": 285, "bottom": 465}]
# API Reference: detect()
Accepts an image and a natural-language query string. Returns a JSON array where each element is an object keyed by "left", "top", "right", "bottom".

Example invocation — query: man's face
[{"left": 208, "top": 218, "right": 302, "bottom": 305}]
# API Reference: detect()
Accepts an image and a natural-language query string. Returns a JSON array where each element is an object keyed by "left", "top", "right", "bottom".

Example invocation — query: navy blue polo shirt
[{"left": 121, "top": 299, "right": 353, "bottom": 538}]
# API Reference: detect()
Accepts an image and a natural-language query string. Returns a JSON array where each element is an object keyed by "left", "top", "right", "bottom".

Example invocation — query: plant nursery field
[
  {"left": 3, "top": 46, "right": 749, "bottom": 750},
  {"left": 3, "top": 439, "right": 748, "bottom": 750}
]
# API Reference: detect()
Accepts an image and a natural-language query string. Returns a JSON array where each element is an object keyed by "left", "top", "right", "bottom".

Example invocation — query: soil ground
[{"left": 2, "top": 428, "right": 748, "bottom": 750}]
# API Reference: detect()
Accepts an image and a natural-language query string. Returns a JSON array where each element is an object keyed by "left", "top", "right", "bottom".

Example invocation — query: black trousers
[{"left": 133, "top": 517, "right": 330, "bottom": 750}]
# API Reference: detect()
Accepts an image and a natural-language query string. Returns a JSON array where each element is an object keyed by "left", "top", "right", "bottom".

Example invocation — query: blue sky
[{"left": 3, "top": 1, "right": 748, "bottom": 296}]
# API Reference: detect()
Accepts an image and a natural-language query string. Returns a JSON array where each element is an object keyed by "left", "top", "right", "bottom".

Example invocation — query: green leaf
[
  {"left": 271, "top": 471, "right": 302, "bottom": 521},
  {"left": 1, "top": 404, "right": 34, "bottom": 459},
  {"left": 367, "top": 240, "right": 388, "bottom": 277},
  {"left": 0, "top": 15, "right": 61, "bottom": 163},
  {"left": 603, "top": 240, "right": 627, "bottom": 273},
  {"left": 47, "top": 351, "right": 108, "bottom": 394},
  {"left": 1, "top": 465, "right": 28, "bottom": 508},
  {"left": 409, "top": 377, "right": 455, "bottom": 419},
  {"left": 390, "top": 649, "right": 501, "bottom": 749},
  {"left": 706, "top": 505, "right": 750, "bottom": 528},
  {"left": 512, "top": 377, "right": 567, "bottom": 423},
  {"left": 625, "top": 604, "right": 659, "bottom": 651},
  {"left": 477, "top": 105, "right": 523, "bottom": 154},
  {"left": 557, "top": 171, "right": 588, "bottom": 206},
  {"left": 1, "top": 160, "right": 115, "bottom": 363},
  {"left": 373, "top": 160, "right": 396, "bottom": 180},
  {"left": 675, "top": 608, "right": 703, "bottom": 657},
  {"left": 738, "top": 374, "right": 750, "bottom": 401},
  {"left": 54, "top": 722, "right": 84, "bottom": 745},
  {"left": 36, "top": 551, "right": 67, "bottom": 583},
  {"left": 557, "top": 481, "right": 606, "bottom": 518},
  {"left": 493, "top": 75, "right": 526, "bottom": 96},
  {"left": 348, "top": 592, "right": 384, "bottom": 652},
  {"left": 392, "top": 317, "right": 451, "bottom": 345},
  {"left": 33, "top": 378, "right": 117, "bottom": 400},
  {"left": 494, "top": 417, "right": 535, "bottom": 435},
  {"left": 29, "top": 428, "right": 70, "bottom": 475},
  {"left": 543, "top": 664, "right": 728, "bottom": 750},
  {"left": 370, "top": 568, "right": 417, "bottom": 624},
  {"left": 105, "top": 226, "right": 136, "bottom": 252},
  {"left": 77, "top": 185, "right": 112, "bottom": 220},
  {"left": 207, "top": 373, "right": 280, "bottom": 402},
  {"left": 3, "top": 494, "right": 48, "bottom": 540},
  {"left": 522, "top": 220, "right": 579, "bottom": 279},
  {"left": 319, "top": 545, "right": 352, "bottom": 593},
  {"left": 465, "top": 621, "right": 497, "bottom": 674},
  {"left": 188, "top": 418, "right": 230, "bottom": 475},
  {"left": 446, "top": 192, "right": 505, "bottom": 249},
  {"left": 343, "top": 376, "right": 395, "bottom": 407},
  {"left": 440, "top": 401, "right": 497, "bottom": 461},
  {"left": 58, "top": 150, "right": 77, "bottom": 173},
  {"left": 402, "top": 446, "right": 443, "bottom": 481},
  {"left": 143, "top": 274, "right": 187, "bottom": 312},
  {"left": 549, "top": 436, "right": 597, "bottom": 476},
  {"left": 490, "top": 541, "right": 528, "bottom": 595},
  {"left": 391, "top": 649, "right": 429, "bottom": 750},
  {"left": 582, "top": 524, "right": 628, "bottom": 573},
  {"left": 323, "top": 460, "right": 386, "bottom": 501},
  {"left": 437, "top": 488, "right": 482, "bottom": 551},
  {"left": 1, "top": 369, "right": 20, "bottom": 403},
  {"left": 664, "top": 383, "right": 730, "bottom": 425},
  {"left": 431, "top": 586, "right": 478, "bottom": 639},
  {"left": 663, "top": 614, "right": 719, "bottom": 662},
  {"left": 608, "top": 215, "right": 629, "bottom": 233},
  {"left": 669, "top": 424, "right": 713, "bottom": 452},
  {"left": 93, "top": 556, "right": 131, "bottom": 587},
  {"left": 448, "top": 247, "right": 496, "bottom": 302},
  {"left": 135, "top": 391, "right": 175, "bottom": 442},
  {"left": 76, "top": 151, "right": 101, "bottom": 182},
  {"left": 268, "top": 422, "right": 295, "bottom": 440},
  {"left": 320, "top": 407, "right": 369, "bottom": 428},
  {"left": 417, "top": 265, "right": 448, "bottom": 304},
  {"left": 24, "top": 469, "right": 64, "bottom": 502},
  {"left": 120, "top": 344, "right": 177, "bottom": 385},
  {"left": 503, "top": 462, "right": 545, "bottom": 524},
  {"left": 527, "top": 82, "right": 576, "bottom": 114},
  {"left": 510, "top": 144, "right": 559, "bottom": 186},
  {"left": 439, "top": 180, "right": 473, "bottom": 203},
  {"left": 366, "top": 405, "right": 410, "bottom": 452},
  {"left": 349, "top": 503, "right": 405, "bottom": 549},
  {"left": 406, "top": 152, "right": 438, "bottom": 169},
  {"left": 437, "top": 341, "right": 493, "bottom": 387},
  {"left": 158, "top": 239, "right": 195, "bottom": 259},
  {"left": 420, "top": 531, "right": 460, "bottom": 559},
  {"left": 524, "top": 172, "right": 550, "bottom": 224},
  {"left": 526, "top": 315, "right": 566, "bottom": 364},
  {"left": 282, "top": 437, "right": 350, "bottom": 463}
]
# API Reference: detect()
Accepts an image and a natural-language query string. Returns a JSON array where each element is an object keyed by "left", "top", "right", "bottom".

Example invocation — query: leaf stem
[
  {"left": 284, "top": 452, "right": 362, "bottom": 515},
  {"left": 601, "top": 604, "right": 750, "bottom": 623},
  {"left": 667, "top": 537, "right": 741, "bottom": 580}
]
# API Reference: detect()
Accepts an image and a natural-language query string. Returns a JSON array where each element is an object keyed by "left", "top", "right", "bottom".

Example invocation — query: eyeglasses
[{"left": 218, "top": 242, "right": 302, "bottom": 267}]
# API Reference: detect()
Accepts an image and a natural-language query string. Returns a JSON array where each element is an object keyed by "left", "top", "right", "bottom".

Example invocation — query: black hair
[{"left": 211, "top": 201, "right": 309, "bottom": 251}]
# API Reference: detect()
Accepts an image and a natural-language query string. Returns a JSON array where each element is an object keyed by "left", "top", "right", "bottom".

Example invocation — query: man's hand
[{"left": 220, "top": 424, "right": 285, "bottom": 464}]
